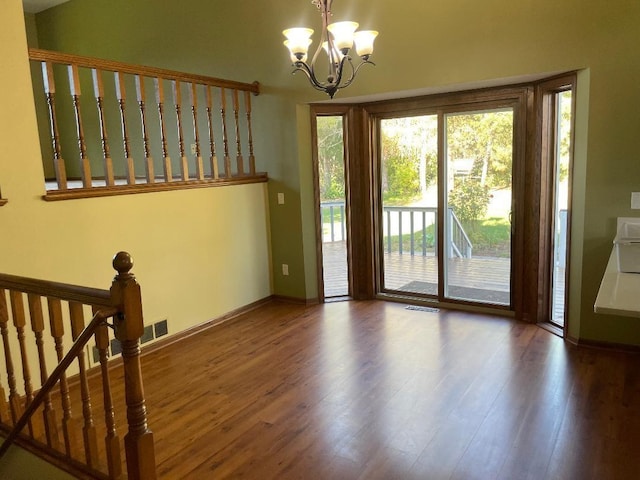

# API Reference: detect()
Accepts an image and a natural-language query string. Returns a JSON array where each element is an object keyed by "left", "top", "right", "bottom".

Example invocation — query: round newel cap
[{"left": 113, "top": 251, "right": 134, "bottom": 274}]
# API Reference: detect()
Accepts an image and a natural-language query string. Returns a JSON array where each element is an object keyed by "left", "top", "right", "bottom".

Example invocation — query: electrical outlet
[
  {"left": 277, "top": 192, "right": 285, "bottom": 205},
  {"left": 190, "top": 143, "right": 197, "bottom": 155},
  {"left": 632, "top": 192, "right": 640, "bottom": 209},
  {"left": 282, "top": 264, "right": 289, "bottom": 276}
]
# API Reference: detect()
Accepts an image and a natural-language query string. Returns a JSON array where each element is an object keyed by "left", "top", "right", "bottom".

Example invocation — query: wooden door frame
[
  {"left": 309, "top": 74, "right": 576, "bottom": 324},
  {"left": 533, "top": 73, "right": 577, "bottom": 334},
  {"left": 363, "top": 86, "right": 530, "bottom": 317}
]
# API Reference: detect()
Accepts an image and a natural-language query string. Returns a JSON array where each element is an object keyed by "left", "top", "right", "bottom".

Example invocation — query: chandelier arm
[
  {"left": 337, "top": 58, "right": 375, "bottom": 90},
  {"left": 291, "top": 62, "right": 332, "bottom": 93},
  {"left": 333, "top": 55, "right": 354, "bottom": 90}
]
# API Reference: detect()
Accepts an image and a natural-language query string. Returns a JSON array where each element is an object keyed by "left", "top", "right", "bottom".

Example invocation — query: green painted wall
[{"left": 25, "top": 0, "right": 640, "bottom": 344}]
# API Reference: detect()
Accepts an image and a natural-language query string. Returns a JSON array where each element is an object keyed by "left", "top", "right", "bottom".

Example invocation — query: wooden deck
[
  {"left": 322, "top": 241, "right": 566, "bottom": 318},
  {"left": 322, "top": 241, "right": 511, "bottom": 304}
]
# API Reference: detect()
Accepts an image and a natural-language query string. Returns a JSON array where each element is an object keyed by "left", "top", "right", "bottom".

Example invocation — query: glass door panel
[
  {"left": 380, "top": 115, "right": 438, "bottom": 295},
  {"left": 444, "top": 109, "right": 514, "bottom": 305},
  {"left": 317, "top": 115, "right": 349, "bottom": 298},
  {"left": 551, "top": 90, "right": 572, "bottom": 326}
]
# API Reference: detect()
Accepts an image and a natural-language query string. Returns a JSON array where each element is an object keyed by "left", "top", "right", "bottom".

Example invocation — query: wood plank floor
[{"left": 101, "top": 300, "right": 640, "bottom": 479}]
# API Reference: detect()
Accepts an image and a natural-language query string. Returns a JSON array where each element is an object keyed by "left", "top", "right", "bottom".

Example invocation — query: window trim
[{"left": 310, "top": 73, "right": 578, "bottom": 323}]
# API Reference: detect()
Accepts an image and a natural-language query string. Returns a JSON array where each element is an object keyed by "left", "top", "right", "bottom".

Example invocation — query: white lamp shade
[
  {"left": 283, "top": 28, "right": 314, "bottom": 56},
  {"left": 285, "top": 43, "right": 307, "bottom": 63},
  {"left": 327, "top": 21, "right": 359, "bottom": 51},
  {"left": 354, "top": 30, "right": 378, "bottom": 57}
]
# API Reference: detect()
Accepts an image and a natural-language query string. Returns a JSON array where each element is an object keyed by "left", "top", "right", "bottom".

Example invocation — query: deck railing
[
  {"left": 0, "top": 252, "right": 155, "bottom": 479},
  {"left": 320, "top": 202, "right": 472, "bottom": 258},
  {"left": 29, "top": 48, "right": 264, "bottom": 200}
]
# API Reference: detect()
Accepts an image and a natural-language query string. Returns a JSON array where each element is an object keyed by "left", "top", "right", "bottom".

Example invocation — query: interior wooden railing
[
  {"left": 29, "top": 48, "right": 265, "bottom": 200},
  {"left": 0, "top": 252, "right": 156, "bottom": 479}
]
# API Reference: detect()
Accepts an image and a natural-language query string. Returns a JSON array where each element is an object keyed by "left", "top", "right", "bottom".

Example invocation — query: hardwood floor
[{"left": 108, "top": 301, "right": 640, "bottom": 479}]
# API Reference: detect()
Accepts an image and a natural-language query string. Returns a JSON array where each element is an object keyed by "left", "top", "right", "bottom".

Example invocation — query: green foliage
[
  {"left": 448, "top": 179, "right": 491, "bottom": 222},
  {"left": 382, "top": 142, "right": 421, "bottom": 203},
  {"left": 316, "top": 116, "right": 345, "bottom": 201},
  {"left": 446, "top": 111, "right": 513, "bottom": 190},
  {"left": 557, "top": 90, "right": 572, "bottom": 182},
  {"left": 464, "top": 217, "right": 511, "bottom": 257},
  {"left": 380, "top": 116, "right": 438, "bottom": 205}
]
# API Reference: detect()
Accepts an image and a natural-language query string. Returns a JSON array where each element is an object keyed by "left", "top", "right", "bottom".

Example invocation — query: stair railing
[
  {"left": 0, "top": 252, "right": 156, "bottom": 480},
  {"left": 448, "top": 208, "right": 473, "bottom": 258},
  {"left": 29, "top": 48, "right": 263, "bottom": 201}
]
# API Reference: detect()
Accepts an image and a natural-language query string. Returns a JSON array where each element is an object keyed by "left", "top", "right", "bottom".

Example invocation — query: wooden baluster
[
  {"left": 110, "top": 252, "right": 156, "bottom": 480},
  {"left": 232, "top": 89, "right": 244, "bottom": 175},
  {"left": 69, "top": 302, "right": 99, "bottom": 468},
  {"left": 0, "top": 290, "right": 14, "bottom": 424},
  {"left": 48, "top": 298, "right": 77, "bottom": 457},
  {"left": 172, "top": 80, "right": 189, "bottom": 181},
  {"left": 41, "top": 61, "right": 67, "bottom": 190},
  {"left": 135, "top": 76, "right": 155, "bottom": 183},
  {"left": 154, "top": 78, "right": 172, "bottom": 182},
  {"left": 9, "top": 291, "right": 35, "bottom": 437},
  {"left": 27, "top": 294, "right": 59, "bottom": 449},
  {"left": 244, "top": 90, "right": 256, "bottom": 176},
  {"left": 92, "top": 69, "right": 115, "bottom": 186},
  {"left": 115, "top": 72, "right": 136, "bottom": 185},
  {"left": 190, "top": 83, "right": 204, "bottom": 180},
  {"left": 68, "top": 64, "right": 92, "bottom": 188},
  {"left": 205, "top": 86, "right": 219, "bottom": 179},
  {"left": 93, "top": 307, "right": 122, "bottom": 479},
  {"left": 220, "top": 88, "right": 232, "bottom": 178}
]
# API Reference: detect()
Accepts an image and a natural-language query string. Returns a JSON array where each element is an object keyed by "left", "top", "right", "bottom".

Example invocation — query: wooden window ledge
[{"left": 43, "top": 174, "right": 268, "bottom": 201}]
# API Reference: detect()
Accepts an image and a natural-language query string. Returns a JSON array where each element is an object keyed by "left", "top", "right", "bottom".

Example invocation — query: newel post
[{"left": 110, "top": 252, "right": 157, "bottom": 480}]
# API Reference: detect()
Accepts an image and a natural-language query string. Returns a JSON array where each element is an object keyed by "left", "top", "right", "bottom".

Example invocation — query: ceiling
[{"left": 22, "top": 0, "right": 69, "bottom": 14}]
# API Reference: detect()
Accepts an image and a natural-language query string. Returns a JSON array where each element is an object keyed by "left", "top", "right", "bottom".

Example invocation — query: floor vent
[
  {"left": 405, "top": 305, "right": 440, "bottom": 313},
  {"left": 91, "top": 319, "right": 168, "bottom": 362},
  {"left": 154, "top": 319, "right": 168, "bottom": 338}
]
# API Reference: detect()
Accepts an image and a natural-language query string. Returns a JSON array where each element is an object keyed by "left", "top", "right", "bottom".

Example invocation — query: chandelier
[{"left": 283, "top": 0, "right": 378, "bottom": 99}]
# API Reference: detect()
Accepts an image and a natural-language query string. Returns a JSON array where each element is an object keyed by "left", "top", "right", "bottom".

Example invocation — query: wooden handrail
[
  {"left": 29, "top": 48, "right": 260, "bottom": 95},
  {"left": 0, "top": 273, "right": 111, "bottom": 306},
  {"left": 29, "top": 48, "right": 265, "bottom": 198},
  {"left": 0, "top": 252, "right": 157, "bottom": 479},
  {"left": 0, "top": 306, "right": 118, "bottom": 460}
]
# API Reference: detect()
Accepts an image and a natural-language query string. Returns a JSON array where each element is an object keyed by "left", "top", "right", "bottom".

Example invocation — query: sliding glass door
[
  {"left": 380, "top": 115, "right": 439, "bottom": 295},
  {"left": 378, "top": 106, "right": 515, "bottom": 307},
  {"left": 315, "top": 114, "right": 350, "bottom": 299},
  {"left": 444, "top": 109, "right": 513, "bottom": 304}
]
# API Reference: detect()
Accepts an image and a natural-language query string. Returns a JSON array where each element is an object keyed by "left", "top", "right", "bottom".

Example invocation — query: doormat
[
  {"left": 399, "top": 280, "right": 438, "bottom": 295},
  {"left": 400, "top": 280, "right": 510, "bottom": 305},
  {"left": 405, "top": 305, "right": 440, "bottom": 313}
]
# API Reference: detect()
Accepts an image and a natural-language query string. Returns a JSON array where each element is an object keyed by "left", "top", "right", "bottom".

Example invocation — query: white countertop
[{"left": 594, "top": 249, "right": 640, "bottom": 317}]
